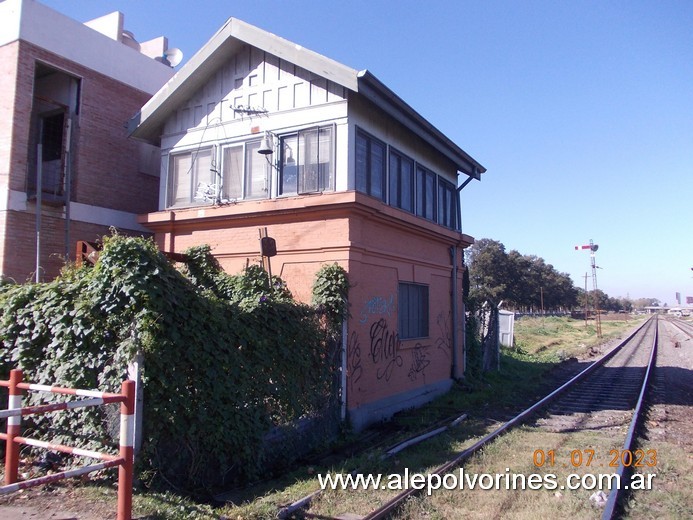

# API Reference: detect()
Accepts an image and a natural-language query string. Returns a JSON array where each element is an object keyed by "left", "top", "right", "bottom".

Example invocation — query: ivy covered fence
[{"left": 0, "top": 235, "right": 349, "bottom": 496}]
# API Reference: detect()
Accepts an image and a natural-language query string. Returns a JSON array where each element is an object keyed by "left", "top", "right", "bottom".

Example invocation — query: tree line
[{"left": 465, "top": 239, "right": 659, "bottom": 313}]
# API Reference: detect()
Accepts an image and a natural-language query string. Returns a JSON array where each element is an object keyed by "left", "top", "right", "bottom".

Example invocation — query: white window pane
[
  {"left": 245, "top": 140, "right": 267, "bottom": 199},
  {"left": 192, "top": 148, "right": 215, "bottom": 203},
  {"left": 195, "top": 149, "right": 214, "bottom": 185},
  {"left": 170, "top": 154, "right": 191, "bottom": 206},
  {"left": 318, "top": 126, "right": 333, "bottom": 190},
  {"left": 223, "top": 146, "right": 243, "bottom": 199},
  {"left": 299, "top": 129, "right": 319, "bottom": 193}
]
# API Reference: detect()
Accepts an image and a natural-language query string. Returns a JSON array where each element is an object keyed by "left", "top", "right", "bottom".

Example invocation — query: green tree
[{"left": 466, "top": 239, "right": 578, "bottom": 311}]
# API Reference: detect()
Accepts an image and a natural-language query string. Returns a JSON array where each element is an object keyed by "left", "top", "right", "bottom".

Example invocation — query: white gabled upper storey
[{"left": 128, "top": 17, "right": 485, "bottom": 179}]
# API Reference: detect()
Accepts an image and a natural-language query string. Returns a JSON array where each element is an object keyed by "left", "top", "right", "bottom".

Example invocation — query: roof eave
[{"left": 356, "top": 70, "right": 485, "bottom": 180}]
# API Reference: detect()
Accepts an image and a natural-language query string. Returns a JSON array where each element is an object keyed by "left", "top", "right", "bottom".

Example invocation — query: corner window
[
  {"left": 355, "top": 130, "right": 386, "bottom": 201},
  {"left": 168, "top": 147, "right": 215, "bottom": 207},
  {"left": 438, "top": 178, "right": 459, "bottom": 230},
  {"left": 279, "top": 126, "right": 334, "bottom": 195},
  {"left": 398, "top": 283, "right": 429, "bottom": 339},
  {"left": 389, "top": 150, "right": 414, "bottom": 213},
  {"left": 415, "top": 166, "right": 437, "bottom": 221}
]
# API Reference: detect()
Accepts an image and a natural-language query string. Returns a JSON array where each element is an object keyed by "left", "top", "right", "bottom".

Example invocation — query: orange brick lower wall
[
  {"left": 144, "top": 195, "right": 469, "bottom": 430},
  {"left": 1, "top": 208, "right": 150, "bottom": 282}
]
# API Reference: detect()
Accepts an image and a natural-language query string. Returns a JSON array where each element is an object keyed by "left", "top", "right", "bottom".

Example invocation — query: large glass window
[
  {"left": 398, "top": 283, "right": 429, "bottom": 339},
  {"left": 355, "top": 130, "right": 386, "bottom": 201},
  {"left": 220, "top": 139, "right": 268, "bottom": 203},
  {"left": 389, "top": 150, "right": 414, "bottom": 212},
  {"left": 280, "top": 126, "right": 333, "bottom": 195},
  {"left": 415, "top": 165, "right": 437, "bottom": 221},
  {"left": 168, "top": 148, "right": 214, "bottom": 207},
  {"left": 438, "top": 178, "right": 459, "bottom": 230}
]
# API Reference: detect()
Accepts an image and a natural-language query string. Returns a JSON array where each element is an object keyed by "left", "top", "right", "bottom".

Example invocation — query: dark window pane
[
  {"left": 400, "top": 158, "right": 413, "bottom": 212},
  {"left": 280, "top": 135, "right": 298, "bottom": 195},
  {"left": 398, "top": 283, "right": 429, "bottom": 339},
  {"left": 370, "top": 140, "right": 385, "bottom": 200},
  {"left": 355, "top": 133, "right": 368, "bottom": 193}
]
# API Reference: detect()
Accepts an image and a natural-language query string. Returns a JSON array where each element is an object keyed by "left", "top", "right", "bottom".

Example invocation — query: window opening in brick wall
[
  {"left": 398, "top": 282, "right": 429, "bottom": 339},
  {"left": 27, "top": 63, "right": 81, "bottom": 203}
]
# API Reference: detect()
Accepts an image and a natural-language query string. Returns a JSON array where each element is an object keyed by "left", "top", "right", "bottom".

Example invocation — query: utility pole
[{"left": 583, "top": 272, "right": 589, "bottom": 327}]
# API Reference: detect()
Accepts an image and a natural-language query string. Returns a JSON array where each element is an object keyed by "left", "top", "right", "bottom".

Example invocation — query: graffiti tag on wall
[
  {"left": 408, "top": 345, "right": 431, "bottom": 382},
  {"left": 435, "top": 312, "right": 452, "bottom": 357},
  {"left": 359, "top": 295, "right": 395, "bottom": 323},
  {"left": 369, "top": 318, "right": 403, "bottom": 381},
  {"left": 347, "top": 331, "right": 363, "bottom": 394}
]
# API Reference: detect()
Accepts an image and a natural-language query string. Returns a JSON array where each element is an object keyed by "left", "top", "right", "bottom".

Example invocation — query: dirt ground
[
  {"left": 625, "top": 318, "right": 693, "bottom": 517},
  {"left": 0, "top": 480, "right": 119, "bottom": 520},
  {"left": 1, "top": 317, "right": 691, "bottom": 519}
]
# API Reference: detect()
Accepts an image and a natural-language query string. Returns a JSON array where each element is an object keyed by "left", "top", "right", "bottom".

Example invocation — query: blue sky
[{"left": 42, "top": 0, "right": 693, "bottom": 306}]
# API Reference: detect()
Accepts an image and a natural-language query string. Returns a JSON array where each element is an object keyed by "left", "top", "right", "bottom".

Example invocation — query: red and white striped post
[
  {"left": 117, "top": 379, "right": 135, "bottom": 520},
  {"left": 5, "top": 369, "right": 23, "bottom": 485}
]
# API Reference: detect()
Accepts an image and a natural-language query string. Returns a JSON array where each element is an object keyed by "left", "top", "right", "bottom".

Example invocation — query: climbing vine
[
  {"left": 312, "top": 263, "right": 350, "bottom": 331},
  {"left": 0, "top": 235, "right": 347, "bottom": 496}
]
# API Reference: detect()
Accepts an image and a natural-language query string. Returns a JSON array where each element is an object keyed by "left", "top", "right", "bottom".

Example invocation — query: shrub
[{"left": 0, "top": 235, "right": 347, "bottom": 496}]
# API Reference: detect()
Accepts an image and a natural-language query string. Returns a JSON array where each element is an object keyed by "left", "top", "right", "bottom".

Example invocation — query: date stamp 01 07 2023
[{"left": 532, "top": 448, "right": 657, "bottom": 469}]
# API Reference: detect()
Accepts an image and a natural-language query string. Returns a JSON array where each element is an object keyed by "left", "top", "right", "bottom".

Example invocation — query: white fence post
[{"left": 127, "top": 350, "right": 143, "bottom": 457}]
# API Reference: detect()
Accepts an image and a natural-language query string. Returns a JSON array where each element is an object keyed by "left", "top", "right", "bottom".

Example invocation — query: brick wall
[
  {"left": 0, "top": 42, "right": 21, "bottom": 192},
  {"left": 1, "top": 40, "right": 162, "bottom": 281},
  {"left": 141, "top": 192, "right": 469, "bottom": 428},
  {"left": 12, "top": 41, "right": 159, "bottom": 213},
  {"left": 3, "top": 208, "right": 150, "bottom": 283}
]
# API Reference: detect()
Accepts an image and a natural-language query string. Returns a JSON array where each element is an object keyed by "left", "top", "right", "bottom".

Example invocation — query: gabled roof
[{"left": 128, "top": 17, "right": 485, "bottom": 179}]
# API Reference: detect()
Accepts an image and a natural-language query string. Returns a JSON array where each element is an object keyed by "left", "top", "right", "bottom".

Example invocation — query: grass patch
[
  {"left": 214, "top": 317, "right": 641, "bottom": 518},
  {"left": 514, "top": 315, "right": 645, "bottom": 359},
  {"left": 2, "top": 317, "right": 643, "bottom": 519}
]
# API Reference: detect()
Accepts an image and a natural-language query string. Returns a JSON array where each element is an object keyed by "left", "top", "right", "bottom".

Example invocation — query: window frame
[
  {"left": 167, "top": 146, "right": 216, "bottom": 208},
  {"left": 388, "top": 148, "right": 415, "bottom": 213},
  {"left": 398, "top": 282, "right": 430, "bottom": 340},
  {"left": 355, "top": 128, "right": 387, "bottom": 202},
  {"left": 437, "top": 177, "right": 460, "bottom": 230},
  {"left": 220, "top": 138, "right": 270, "bottom": 202},
  {"left": 278, "top": 125, "right": 335, "bottom": 196},
  {"left": 415, "top": 164, "right": 437, "bottom": 222}
]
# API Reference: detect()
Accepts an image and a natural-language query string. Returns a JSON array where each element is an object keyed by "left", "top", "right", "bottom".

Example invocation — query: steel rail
[
  {"left": 362, "top": 316, "right": 655, "bottom": 520},
  {"left": 666, "top": 317, "right": 693, "bottom": 338},
  {"left": 601, "top": 315, "right": 658, "bottom": 519}
]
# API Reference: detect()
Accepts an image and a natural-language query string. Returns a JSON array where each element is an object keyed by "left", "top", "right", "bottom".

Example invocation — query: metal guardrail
[{"left": 1, "top": 369, "right": 136, "bottom": 520}]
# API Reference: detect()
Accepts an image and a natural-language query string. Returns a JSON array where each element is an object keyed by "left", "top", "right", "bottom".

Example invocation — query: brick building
[
  {"left": 0, "top": 0, "right": 175, "bottom": 282},
  {"left": 130, "top": 18, "right": 486, "bottom": 430}
]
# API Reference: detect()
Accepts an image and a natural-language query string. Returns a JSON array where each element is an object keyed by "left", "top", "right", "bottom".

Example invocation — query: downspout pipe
[
  {"left": 64, "top": 118, "right": 73, "bottom": 261},
  {"left": 450, "top": 246, "right": 459, "bottom": 379},
  {"left": 341, "top": 318, "right": 347, "bottom": 421},
  {"left": 35, "top": 143, "right": 43, "bottom": 283},
  {"left": 451, "top": 170, "right": 478, "bottom": 379}
]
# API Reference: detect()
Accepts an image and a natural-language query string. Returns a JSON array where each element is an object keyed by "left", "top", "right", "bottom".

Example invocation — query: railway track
[
  {"left": 664, "top": 315, "right": 693, "bottom": 339},
  {"left": 291, "top": 316, "right": 658, "bottom": 519}
]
